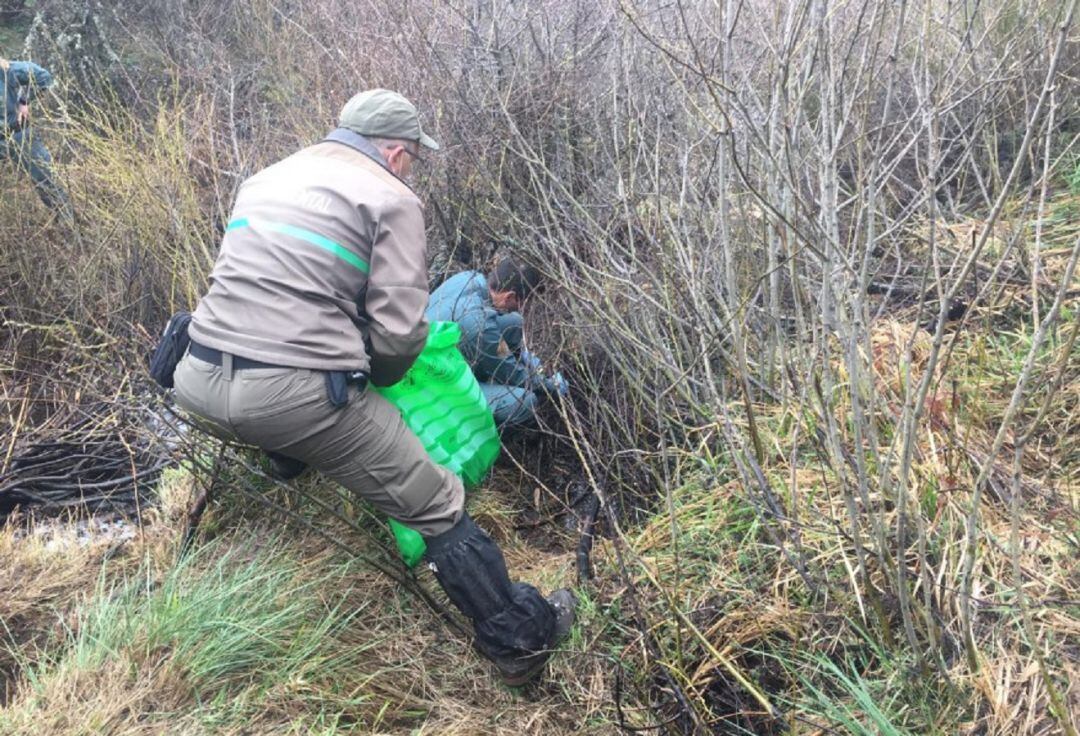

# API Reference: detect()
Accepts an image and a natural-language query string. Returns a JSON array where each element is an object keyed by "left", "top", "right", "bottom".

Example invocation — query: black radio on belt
[{"left": 326, "top": 370, "right": 369, "bottom": 408}]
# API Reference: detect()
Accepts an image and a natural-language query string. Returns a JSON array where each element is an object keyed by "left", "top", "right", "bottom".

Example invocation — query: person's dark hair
[{"left": 488, "top": 258, "right": 543, "bottom": 301}]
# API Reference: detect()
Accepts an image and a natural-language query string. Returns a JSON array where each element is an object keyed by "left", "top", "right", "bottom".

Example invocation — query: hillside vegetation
[{"left": 1, "top": 0, "right": 1078, "bottom": 734}]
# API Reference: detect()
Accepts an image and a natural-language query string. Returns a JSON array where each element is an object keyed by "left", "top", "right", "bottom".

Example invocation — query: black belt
[
  {"left": 189, "top": 340, "right": 284, "bottom": 370},
  {"left": 187, "top": 340, "right": 369, "bottom": 408}
]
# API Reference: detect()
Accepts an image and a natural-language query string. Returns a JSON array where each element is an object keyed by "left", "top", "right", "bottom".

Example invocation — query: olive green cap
[{"left": 338, "top": 89, "right": 439, "bottom": 151}]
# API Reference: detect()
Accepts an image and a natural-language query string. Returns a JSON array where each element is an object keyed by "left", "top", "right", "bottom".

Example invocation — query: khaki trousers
[{"left": 173, "top": 351, "right": 465, "bottom": 537}]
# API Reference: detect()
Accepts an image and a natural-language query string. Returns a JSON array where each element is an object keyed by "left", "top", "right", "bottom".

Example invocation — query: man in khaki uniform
[{"left": 173, "top": 89, "right": 573, "bottom": 685}]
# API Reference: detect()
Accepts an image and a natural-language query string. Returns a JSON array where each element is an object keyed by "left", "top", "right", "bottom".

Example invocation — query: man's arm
[
  {"left": 471, "top": 312, "right": 542, "bottom": 388},
  {"left": 9, "top": 61, "right": 53, "bottom": 103},
  {"left": 364, "top": 195, "right": 430, "bottom": 386},
  {"left": 494, "top": 312, "right": 524, "bottom": 354}
]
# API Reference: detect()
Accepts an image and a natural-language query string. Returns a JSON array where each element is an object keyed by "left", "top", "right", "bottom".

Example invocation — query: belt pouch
[
  {"left": 324, "top": 371, "right": 349, "bottom": 408},
  {"left": 148, "top": 311, "right": 192, "bottom": 389}
]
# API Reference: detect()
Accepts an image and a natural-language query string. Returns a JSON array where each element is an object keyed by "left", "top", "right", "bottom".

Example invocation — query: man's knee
[
  {"left": 302, "top": 391, "right": 466, "bottom": 537},
  {"left": 398, "top": 465, "right": 465, "bottom": 538},
  {"left": 488, "top": 387, "right": 538, "bottom": 429},
  {"left": 382, "top": 434, "right": 465, "bottom": 536}
]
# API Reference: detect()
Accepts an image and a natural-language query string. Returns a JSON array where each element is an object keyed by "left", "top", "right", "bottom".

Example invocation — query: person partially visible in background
[{"left": 1, "top": 58, "right": 72, "bottom": 220}]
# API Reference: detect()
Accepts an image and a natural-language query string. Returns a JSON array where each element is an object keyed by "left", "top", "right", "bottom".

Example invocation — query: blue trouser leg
[
  {"left": 5, "top": 128, "right": 71, "bottom": 214},
  {"left": 480, "top": 383, "right": 537, "bottom": 429}
]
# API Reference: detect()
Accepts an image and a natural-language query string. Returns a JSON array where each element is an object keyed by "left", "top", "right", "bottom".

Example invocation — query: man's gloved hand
[
  {"left": 519, "top": 348, "right": 542, "bottom": 372},
  {"left": 535, "top": 372, "right": 569, "bottom": 401}
]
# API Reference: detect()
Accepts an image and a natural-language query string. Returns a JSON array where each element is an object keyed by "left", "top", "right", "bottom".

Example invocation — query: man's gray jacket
[{"left": 189, "top": 129, "right": 429, "bottom": 386}]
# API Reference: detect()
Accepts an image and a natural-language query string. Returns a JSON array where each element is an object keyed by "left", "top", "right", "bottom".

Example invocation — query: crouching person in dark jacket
[
  {"left": 426, "top": 258, "right": 567, "bottom": 430},
  {"left": 171, "top": 89, "right": 573, "bottom": 685}
]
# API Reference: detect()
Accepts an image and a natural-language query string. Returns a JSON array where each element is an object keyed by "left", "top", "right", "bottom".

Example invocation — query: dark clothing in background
[
  {"left": 426, "top": 271, "right": 546, "bottom": 428},
  {"left": 1, "top": 61, "right": 70, "bottom": 213}
]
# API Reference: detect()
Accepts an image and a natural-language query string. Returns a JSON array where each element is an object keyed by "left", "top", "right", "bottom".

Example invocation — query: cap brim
[{"left": 419, "top": 132, "right": 440, "bottom": 151}]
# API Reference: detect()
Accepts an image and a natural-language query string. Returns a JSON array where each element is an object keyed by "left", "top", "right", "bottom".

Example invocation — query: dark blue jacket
[
  {"left": 2, "top": 61, "right": 52, "bottom": 130},
  {"left": 426, "top": 271, "right": 539, "bottom": 387}
]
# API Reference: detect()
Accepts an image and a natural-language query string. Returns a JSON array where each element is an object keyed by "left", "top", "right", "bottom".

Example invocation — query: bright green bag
[{"left": 374, "top": 321, "right": 501, "bottom": 566}]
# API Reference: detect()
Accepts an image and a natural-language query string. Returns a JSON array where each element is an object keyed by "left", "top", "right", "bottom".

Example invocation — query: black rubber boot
[
  {"left": 424, "top": 513, "right": 571, "bottom": 685},
  {"left": 494, "top": 588, "right": 576, "bottom": 686}
]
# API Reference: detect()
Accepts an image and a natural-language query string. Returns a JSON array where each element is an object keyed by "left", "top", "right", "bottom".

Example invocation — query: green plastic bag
[{"left": 374, "top": 321, "right": 501, "bottom": 566}]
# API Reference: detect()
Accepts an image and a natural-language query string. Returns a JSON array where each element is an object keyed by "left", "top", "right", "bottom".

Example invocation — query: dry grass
[
  {"left": 0, "top": 469, "right": 614, "bottom": 735},
  {"left": 0, "top": 522, "right": 125, "bottom": 704}
]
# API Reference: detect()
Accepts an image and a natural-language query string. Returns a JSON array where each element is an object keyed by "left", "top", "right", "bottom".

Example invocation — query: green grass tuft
[{"left": 2, "top": 535, "right": 384, "bottom": 733}]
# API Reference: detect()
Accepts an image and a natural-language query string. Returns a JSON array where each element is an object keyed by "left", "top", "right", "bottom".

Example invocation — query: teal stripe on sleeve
[{"left": 226, "top": 217, "right": 369, "bottom": 274}]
